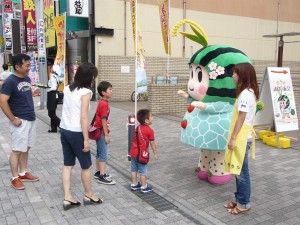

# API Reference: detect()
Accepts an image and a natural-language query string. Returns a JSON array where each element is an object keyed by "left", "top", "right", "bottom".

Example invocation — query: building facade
[{"left": 93, "top": 0, "right": 300, "bottom": 103}]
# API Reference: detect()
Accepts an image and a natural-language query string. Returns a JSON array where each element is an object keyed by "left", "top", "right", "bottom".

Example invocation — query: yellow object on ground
[
  {"left": 258, "top": 130, "right": 270, "bottom": 140},
  {"left": 268, "top": 137, "right": 291, "bottom": 149}
]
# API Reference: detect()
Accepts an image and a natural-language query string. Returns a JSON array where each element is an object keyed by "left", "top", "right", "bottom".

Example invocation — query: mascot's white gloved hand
[
  {"left": 178, "top": 90, "right": 188, "bottom": 100},
  {"left": 191, "top": 101, "right": 206, "bottom": 111}
]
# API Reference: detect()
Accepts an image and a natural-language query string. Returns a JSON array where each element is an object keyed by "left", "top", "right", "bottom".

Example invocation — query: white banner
[{"left": 68, "top": 0, "right": 89, "bottom": 18}]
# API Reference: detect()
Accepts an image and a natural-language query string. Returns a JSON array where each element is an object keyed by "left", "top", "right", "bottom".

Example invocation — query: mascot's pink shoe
[
  {"left": 197, "top": 167, "right": 208, "bottom": 180},
  {"left": 208, "top": 174, "right": 232, "bottom": 184}
]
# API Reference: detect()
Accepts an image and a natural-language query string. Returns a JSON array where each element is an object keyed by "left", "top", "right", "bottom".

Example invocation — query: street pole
[
  {"left": 35, "top": 0, "right": 47, "bottom": 109},
  {"left": 277, "top": 36, "right": 284, "bottom": 67}
]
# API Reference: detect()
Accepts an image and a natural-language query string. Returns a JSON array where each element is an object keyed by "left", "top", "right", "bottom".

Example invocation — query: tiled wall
[{"left": 97, "top": 55, "right": 189, "bottom": 101}]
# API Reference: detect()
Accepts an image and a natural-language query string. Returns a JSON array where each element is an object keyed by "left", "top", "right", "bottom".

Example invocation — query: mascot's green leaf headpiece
[{"left": 172, "top": 19, "right": 252, "bottom": 104}]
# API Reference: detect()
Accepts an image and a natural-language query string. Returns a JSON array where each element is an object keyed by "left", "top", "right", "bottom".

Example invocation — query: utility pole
[{"left": 35, "top": 0, "right": 47, "bottom": 109}]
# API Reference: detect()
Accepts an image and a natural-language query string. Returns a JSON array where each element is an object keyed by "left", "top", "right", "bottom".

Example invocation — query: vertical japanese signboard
[
  {"left": 37, "top": 19, "right": 46, "bottom": 59},
  {"left": 158, "top": 0, "right": 171, "bottom": 55},
  {"left": 43, "top": 0, "right": 55, "bottom": 48},
  {"left": 130, "top": 0, "right": 147, "bottom": 94},
  {"left": 22, "top": 0, "right": 37, "bottom": 51},
  {"left": 3, "top": 1, "right": 13, "bottom": 52},
  {"left": 53, "top": 14, "right": 66, "bottom": 88}
]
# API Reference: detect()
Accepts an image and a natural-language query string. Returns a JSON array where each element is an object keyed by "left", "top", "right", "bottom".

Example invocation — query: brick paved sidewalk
[{"left": 1, "top": 98, "right": 300, "bottom": 224}]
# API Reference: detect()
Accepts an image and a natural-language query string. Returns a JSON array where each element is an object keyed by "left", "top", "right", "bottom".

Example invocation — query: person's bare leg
[
  {"left": 99, "top": 161, "right": 106, "bottom": 175},
  {"left": 131, "top": 172, "right": 137, "bottom": 184},
  {"left": 82, "top": 167, "right": 98, "bottom": 201},
  {"left": 61, "top": 166, "right": 76, "bottom": 202},
  {"left": 9, "top": 151, "right": 21, "bottom": 177},
  {"left": 140, "top": 175, "right": 147, "bottom": 187},
  {"left": 96, "top": 159, "right": 100, "bottom": 172},
  {"left": 19, "top": 147, "right": 29, "bottom": 173}
]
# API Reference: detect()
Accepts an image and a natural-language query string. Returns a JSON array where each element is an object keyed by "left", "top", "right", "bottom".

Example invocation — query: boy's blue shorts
[
  {"left": 96, "top": 134, "right": 108, "bottom": 161},
  {"left": 131, "top": 157, "right": 147, "bottom": 175}
]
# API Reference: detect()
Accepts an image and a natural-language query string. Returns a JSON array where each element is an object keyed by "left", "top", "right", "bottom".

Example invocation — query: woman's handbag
[
  {"left": 88, "top": 114, "right": 101, "bottom": 141},
  {"left": 136, "top": 126, "right": 149, "bottom": 164}
]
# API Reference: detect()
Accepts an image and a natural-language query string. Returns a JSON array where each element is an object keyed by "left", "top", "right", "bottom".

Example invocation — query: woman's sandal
[
  {"left": 63, "top": 199, "right": 81, "bottom": 211},
  {"left": 224, "top": 201, "right": 237, "bottom": 209},
  {"left": 228, "top": 206, "right": 251, "bottom": 215},
  {"left": 83, "top": 195, "right": 103, "bottom": 205}
]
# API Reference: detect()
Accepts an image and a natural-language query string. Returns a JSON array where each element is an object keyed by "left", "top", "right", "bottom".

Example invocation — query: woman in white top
[
  {"left": 60, "top": 62, "right": 102, "bottom": 210},
  {"left": 224, "top": 63, "right": 259, "bottom": 214},
  {"left": 47, "top": 65, "right": 61, "bottom": 132}
]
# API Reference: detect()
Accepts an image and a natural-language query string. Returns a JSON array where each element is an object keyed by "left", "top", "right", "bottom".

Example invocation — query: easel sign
[{"left": 255, "top": 67, "right": 299, "bottom": 141}]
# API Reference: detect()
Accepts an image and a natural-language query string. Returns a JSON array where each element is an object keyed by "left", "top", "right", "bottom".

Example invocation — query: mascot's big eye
[{"left": 196, "top": 67, "right": 202, "bottom": 82}]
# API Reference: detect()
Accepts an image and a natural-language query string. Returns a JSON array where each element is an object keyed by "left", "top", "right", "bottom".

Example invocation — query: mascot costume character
[{"left": 173, "top": 19, "right": 252, "bottom": 184}]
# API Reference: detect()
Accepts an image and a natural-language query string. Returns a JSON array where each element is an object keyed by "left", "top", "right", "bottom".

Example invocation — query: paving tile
[{"left": 1, "top": 99, "right": 300, "bottom": 224}]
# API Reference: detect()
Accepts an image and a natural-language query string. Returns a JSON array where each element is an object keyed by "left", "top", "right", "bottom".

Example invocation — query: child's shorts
[
  {"left": 131, "top": 157, "right": 147, "bottom": 175},
  {"left": 96, "top": 134, "right": 108, "bottom": 162}
]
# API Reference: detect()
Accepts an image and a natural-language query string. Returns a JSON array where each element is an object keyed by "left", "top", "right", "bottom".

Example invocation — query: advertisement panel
[
  {"left": 22, "top": 0, "right": 37, "bottom": 51},
  {"left": 44, "top": 0, "right": 56, "bottom": 48}
]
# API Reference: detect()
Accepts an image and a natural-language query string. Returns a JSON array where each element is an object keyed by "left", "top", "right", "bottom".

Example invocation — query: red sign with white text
[
  {"left": 4, "top": 1, "right": 13, "bottom": 13},
  {"left": 22, "top": 0, "right": 37, "bottom": 51}
]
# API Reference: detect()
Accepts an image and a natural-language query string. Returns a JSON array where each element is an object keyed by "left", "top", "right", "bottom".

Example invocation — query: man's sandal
[
  {"left": 228, "top": 206, "right": 251, "bottom": 214},
  {"left": 224, "top": 201, "right": 237, "bottom": 209}
]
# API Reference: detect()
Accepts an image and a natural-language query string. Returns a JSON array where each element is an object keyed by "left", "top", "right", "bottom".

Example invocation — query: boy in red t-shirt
[
  {"left": 93, "top": 81, "right": 115, "bottom": 185},
  {"left": 129, "top": 109, "right": 158, "bottom": 193}
]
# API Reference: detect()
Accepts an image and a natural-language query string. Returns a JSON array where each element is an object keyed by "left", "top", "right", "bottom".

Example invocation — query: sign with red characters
[{"left": 22, "top": 0, "right": 37, "bottom": 51}]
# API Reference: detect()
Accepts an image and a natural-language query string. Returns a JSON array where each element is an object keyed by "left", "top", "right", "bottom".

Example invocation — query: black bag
[{"left": 136, "top": 126, "right": 149, "bottom": 164}]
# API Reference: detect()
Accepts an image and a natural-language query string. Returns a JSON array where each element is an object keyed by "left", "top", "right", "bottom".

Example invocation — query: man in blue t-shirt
[{"left": 0, "top": 54, "right": 39, "bottom": 190}]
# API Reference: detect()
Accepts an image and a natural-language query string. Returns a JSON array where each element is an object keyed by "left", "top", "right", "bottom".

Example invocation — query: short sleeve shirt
[
  {"left": 129, "top": 125, "right": 155, "bottom": 158},
  {"left": 237, "top": 89, "right": 256, "bottom": 126},
  {"left": 60, "top": 86, "right": 92, "bottom": 132},
  {"left": 94, "top": 99, "right": 110, "bottom": 131},
  {"left": 1, "top": 75, "right": 35, "bottom": 121}
]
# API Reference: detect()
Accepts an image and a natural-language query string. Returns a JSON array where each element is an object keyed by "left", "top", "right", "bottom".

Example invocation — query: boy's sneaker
[
  {"left": 11, "top": 178, "right": 25, "bottom": 190},
  {"left": 130, "top": 182, "right": 141, "bottom": 191},
  {"left": 97, "top": 175, "right": 116, "bottom": 185},
  {"left": 140, "top": 184, "right": 153, "bottom": 194},
  {"left": 19, "top": 172, "right": 39, "bottom": 182},
  {"left": 94, "top": 171, "right": 100, "bottom": 179},
  {"left": 103, "top": 173, "right": 112, "bottom": 179},
  {"left": 94, "top": 172, "right": 112, "bottom": 179}
]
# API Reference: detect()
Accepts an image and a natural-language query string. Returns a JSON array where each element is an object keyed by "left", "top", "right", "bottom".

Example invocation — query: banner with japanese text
[
  {"left": 53, "top": 14, "right": 67, "bottom": 89},
  {"left": 3, "top": 1, "right": 13, "bottom": 53},
  {"left": 68, "top": 0, "right": 89, "bottom": 18},
  {"left": 130, "top": 0, "right": 136, "bottom": 50},
  {"left": 43, "top": 0, "right": 56, "bottom": 48},
  {"left": 130, "top": 0, "right": 147, "bottom": 94},
  {"left": 158, "top": 0, "right": 171, "bottom": 54},
  {"left": 22, "top": 0, "right": 37, "bottom": 51}
]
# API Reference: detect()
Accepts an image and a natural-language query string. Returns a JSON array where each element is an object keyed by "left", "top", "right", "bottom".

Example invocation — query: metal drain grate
[{"left": 129, "top": 187, "right": 178, "bottom": 212}]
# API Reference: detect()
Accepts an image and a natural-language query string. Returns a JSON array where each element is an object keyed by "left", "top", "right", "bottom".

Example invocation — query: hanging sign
[
  {"left": 44, "top": 0, "right": 56, "bottom": 48},
  {"left": 4, "top": 1, "right": 13, "bottom": 13},
  {"left": 68, "top": 0, "right": 89, "bottom": 18},
  {"left": 22, "top": 0, "right": 37, "bottom": 51},
  {"left": 158, "top": 0, "right": 171, "bottom": 55}
]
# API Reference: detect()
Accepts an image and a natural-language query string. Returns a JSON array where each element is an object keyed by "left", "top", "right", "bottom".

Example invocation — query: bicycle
[{"left": 131, "top": 91, "right": 148, "bottom": 102}]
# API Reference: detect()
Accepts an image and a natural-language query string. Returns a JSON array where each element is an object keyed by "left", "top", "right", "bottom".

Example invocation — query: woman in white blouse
[{"left": 60, "top": 62, "right": 102, "bottom": 210}]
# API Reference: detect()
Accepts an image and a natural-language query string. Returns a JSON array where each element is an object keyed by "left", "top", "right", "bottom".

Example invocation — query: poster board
[{"left": 255, "top": 67, "right": 299, "bottom": 133}]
